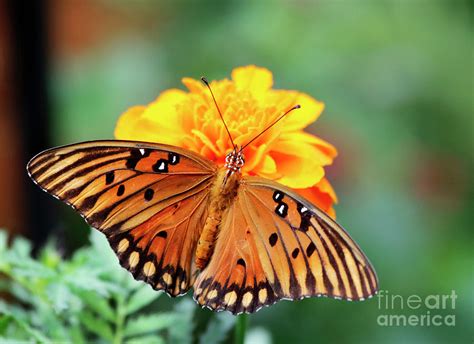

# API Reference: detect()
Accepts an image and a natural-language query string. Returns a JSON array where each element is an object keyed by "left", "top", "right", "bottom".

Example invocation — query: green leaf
[
  {"left": 78, "top": 310, "right": 114, "bottom": 341},
  {"left": 8, "top": 283, "right": 34, "bottom": 305},
  {"left": 0, "top": 300, "right": 29, "bottom": 321},
  {"left": 199, "top": 313, "right": 235, "bottom": 344},
  {"left": 126, "top": 284, "right": 162, "bottom": 315},
  {"left": 11, "top": 236, "right": 32, "bottom": 258},
  {"left": 77, "top": 290, "right": 115, "bottom": 322},
  {"left": 123, "top": 313, "right": 177, "bottom": 338},
  {"left": 0, "top": 315, "right": 12, "bottom": 334},
  {"left": 63, "top": 268, "right": 121, "bottom": 296},
  {"left": 168, "top": 299, "right": 195, "bottom": 344},
  {"left": 11, "top": 259, "right": 56, "bottom": 280},
  {"left": 45, "top": 283, "right": 76, "bottom": 313},
  {"left": 39, "top": 244, "right": 62, "bottom": 269},
  {"left": 10, "top": 315, "right": 52, "bottom": 343},
  {"left": 126, "top": 334, "right": 165, "bottom": 344},
  {"left": 69, "top": 321, "right": 86, "bottom": 344}
]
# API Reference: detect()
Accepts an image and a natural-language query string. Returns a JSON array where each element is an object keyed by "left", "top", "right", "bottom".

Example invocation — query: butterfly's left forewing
[
  {"left": 194, "top": 176, "right": 378, "bottom": 314},
  {"left": 28, "top": 140, "right": 217, "bottom": 296}
]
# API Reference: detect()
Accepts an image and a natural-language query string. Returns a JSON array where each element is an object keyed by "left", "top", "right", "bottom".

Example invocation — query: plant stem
[
  {"left": 113, "top": 296, "right": 126, "bottom": 344},
  {"left": 234, "top": 313, "right": 248, "bottom": 344}
]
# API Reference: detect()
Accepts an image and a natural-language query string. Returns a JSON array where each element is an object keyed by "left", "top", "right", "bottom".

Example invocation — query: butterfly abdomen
[{"left": 195, "top": 169, "right": 240, "bottom": 270}]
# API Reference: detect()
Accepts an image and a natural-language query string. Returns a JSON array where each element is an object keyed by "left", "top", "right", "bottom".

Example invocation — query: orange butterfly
[{"left": 27, "top": 78, "right": 378, "bottom": 314}]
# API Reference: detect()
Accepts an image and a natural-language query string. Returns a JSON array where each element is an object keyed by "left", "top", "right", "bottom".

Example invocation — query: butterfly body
[
  {"left": 27, "top": 140, "right": 378, "bottom": 314},
  {"left": 195, "top": 167, "right": 241, "bottom": 270}
]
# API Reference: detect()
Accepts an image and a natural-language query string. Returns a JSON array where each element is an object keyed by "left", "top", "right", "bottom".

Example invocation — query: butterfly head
[{"left": 224, "top": 149, "right": 245, "bottom": 173}]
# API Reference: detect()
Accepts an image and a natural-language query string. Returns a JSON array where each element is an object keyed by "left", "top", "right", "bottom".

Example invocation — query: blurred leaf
[
  {"left": 11, "top": 260, "right": 56, "bottom": 279},
  {"left": 69, "top": 322, "right": 86, "bottom": 344},
  {"left": 0, "top": 315, "right": 12, "bottom": 334},
  {"left": 39, "top": 244, "right": 61, "bottom": 269},
  {"left": 245, "top": 327, "right": 272, "bottom": 344},
  {"left": 77, "top": 290, "right": 115, "bottom": 322},
  {"left": 78, "top": 310, "right": 114, "bottom": 341},
  {"left": 7, "top": 283, "right": 34, "bottom": 305},
  {"left": 10, "top": 236, "right": 32, "bottom": 258},
  {"left": 168, "top": 299, "right": 195, "bottom": 344},
  {"left": 126, "top": 284, "right": 162, "bottom": 315},
  {"left": 126, "top": 334, "right": 166, "bottom": 344},
  {"left": 199, "top": 313, "right": 235, "bottom": 344},
  {"left": 123, "top": 313, "right": 177, "bottom": 338},
  {"left": 63, "top": 268, "right": 121, "bottom": 296},
  {"left": 45, "top": 283, "right": 75, "bottom": 313},
  {"left": 7, "top": 314, "right": 52, "bottom": 343}
]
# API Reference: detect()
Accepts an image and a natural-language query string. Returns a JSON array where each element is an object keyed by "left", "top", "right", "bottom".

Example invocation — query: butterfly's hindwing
[
  {"left": 28, "top": 140, "right": 217, "bottom": 296},
  {"left": 193, "top": 176, "right": 378, "bottom": 314}
]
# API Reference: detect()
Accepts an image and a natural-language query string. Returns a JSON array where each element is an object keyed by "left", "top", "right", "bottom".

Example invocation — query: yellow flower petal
[
  {"left": 243, "top": 144, "right": 268, "bottom": 172},
  {"left": 232, "top": 65, "right": 273, "bottom": 99},
  {"left": 114, "top": 105, "right": 165, "bottom": 142},
  {"left": 257, "top": 155, "right": 277, "bottom": 175},
  {"left": 282, "top": 92, "right": 325, "bottom": 131},
  {"left": 182, "top": 78, "right": 205, "bottom": 94}
]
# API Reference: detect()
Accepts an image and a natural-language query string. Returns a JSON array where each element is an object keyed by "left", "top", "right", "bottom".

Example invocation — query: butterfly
[{"left": 27, "top": 78, "right": 378, "bottom": 315}]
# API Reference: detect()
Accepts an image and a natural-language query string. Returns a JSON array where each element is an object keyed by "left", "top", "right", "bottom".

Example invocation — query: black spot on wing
[
  {"left": 275, "top": 202, "right": 288, "bottom": 218},
  {"left": 272, "top": 191, "right": 284, "bottom": 202},
  {"left": 152, "top": 159, "right": 168, "bottom": 173},
  {"left": 117, "top": 184, "right": 125, "bottom": 196},
  {"left": 306, "top": 242, "right": 316, "bottom": 257},
  {"left": 126, "top": 148, "right": 151, "bottom": 169},
  {"left": 296, "top": 202, "right": 311, "bottom": 232},
  {"left": 168, "top": 152, "right": 180, "bottom": 165},
  {"left": 144, "top": 188, "right": 154, "bottom": 201},
  {"left": 157, "top": 231, "right": 167, "bottom": 239},
  {"left": 269, "top": 233, "right": 278, "bottom": 247},
  {"left": 291, "top": 248, "right": 300, "bottom": 259},
  {"left": 105, "top": 171, "right": 115, "bottom": 185}
]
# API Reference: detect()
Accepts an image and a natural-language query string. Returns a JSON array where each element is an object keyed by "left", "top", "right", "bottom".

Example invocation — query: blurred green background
[{"left": 1, "top": 0, "right": 472, "bottom": 343}]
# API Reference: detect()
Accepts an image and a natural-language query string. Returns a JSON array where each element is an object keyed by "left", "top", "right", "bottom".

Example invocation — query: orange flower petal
[
  {"left": 272, "top": 135, "right": 335, "bottom": 168},
  {"left": 279, "top": 131, "right": 337, "bottom": 165},
  {"left": 295, "top": 180, "right": 337, "bottom": 219},
  {"left": 191, "top": 129, "right": 221, "bottom": 157},
  {"left": 270, "top": 149, "right": 324, "bottom": 189},
  {"left": 315, "top": 177, "right": 338, "bottom": 203}
]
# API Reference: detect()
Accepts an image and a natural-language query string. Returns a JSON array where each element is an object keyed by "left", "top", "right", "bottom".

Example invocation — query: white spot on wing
[{"left": 277, "top": 204, "right": 286, "bottom": 215}]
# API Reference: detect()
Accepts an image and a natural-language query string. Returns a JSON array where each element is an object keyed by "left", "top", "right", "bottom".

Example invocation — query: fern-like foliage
[{"left": 0, "top": 229, "right": 206, "bottom": 343}]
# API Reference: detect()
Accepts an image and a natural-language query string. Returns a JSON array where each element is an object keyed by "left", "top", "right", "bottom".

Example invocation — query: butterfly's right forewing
[{"left": 28, "top": 140, "right": 217, "bottom": 296}]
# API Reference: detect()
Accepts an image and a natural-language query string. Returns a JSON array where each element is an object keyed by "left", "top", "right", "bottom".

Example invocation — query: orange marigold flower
[{"left": 115, "top": 65, "right": 338, "bottom": 217}]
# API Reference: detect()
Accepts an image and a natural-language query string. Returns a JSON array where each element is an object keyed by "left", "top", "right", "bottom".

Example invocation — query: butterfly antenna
[
  {"left": 201, "top": 77, "right": 236, "bottom": 150},
  {"left": 241, "top": 104, "right": 301, "bottom": 151}
]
